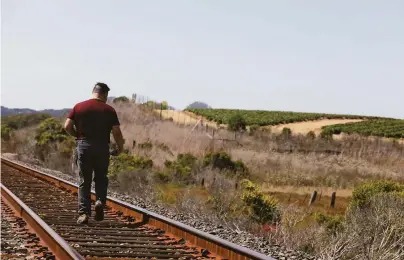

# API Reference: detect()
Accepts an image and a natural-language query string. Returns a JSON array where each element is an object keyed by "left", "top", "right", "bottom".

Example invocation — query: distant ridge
[{"left": 1, "top": 106, "right": 71, "bottom": 118}]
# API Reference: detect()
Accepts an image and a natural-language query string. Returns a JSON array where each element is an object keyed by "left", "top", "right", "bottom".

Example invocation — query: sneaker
[
  {"left": 77, "top": 214, "right": 89, "bottom": 224},
  {"left": 94, "top": 200, "right": 104, "bottom": 221}
]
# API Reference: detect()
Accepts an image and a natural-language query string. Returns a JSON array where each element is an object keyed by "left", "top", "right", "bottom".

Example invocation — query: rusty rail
[
  {"left": 0, "top": 183, "right": 84, "bottom": 260},
  {"left": 1, "top": 157, "right": 275, "bottom": 260}
]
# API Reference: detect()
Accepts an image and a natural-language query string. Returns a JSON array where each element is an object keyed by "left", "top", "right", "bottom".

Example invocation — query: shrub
[
  {"left": 349, "top": 180, "right": 404, "bottom": 209},
  {"left": 249, "top": 125, "right": 260, "bottom": 135},
  {"left": 35, "top": 118, "right": 71, "bottom": 147},
  {"left": 203, "top": 151, "right": 248, "bottom": 176},
  {"left": 113, "top": 96, "right": 130, "bottom": 103},
  {"left": 154, "top": 171, "right": 171, "bottom": 183},
  {"left": 323, "top": 193, "right": 404, "bottom": 259},
  {"left": 281, "top": 127, "right": 292, "bottom": 137},
  {"left": 314, "top": 213, "right": 344, "bottom": 234},
  {"left": 240, "top": 179, "right": 280, "bottom": 223},
  {"left": 2, "top": 113, "right": 51, "bottom": 130},
  {"left": 320, "top": 129, "right": 333, "bottom": 140},
  {"left": 108, "top": 153, "right": 153, "bottom": 180},
  {"left": 306, "top": 131, "right": 316, "bottom": 139},
  {"left": 161, "top": 101, "right": 168, "bottom": 110},
  {"left": 228, "top": 114, "right": 246, "bottom": 131},
  {"left": 138, "top": 141, "right": 153, "bottom": 149},
  {"left": 1, "top": 125, "right": 13, "bottom": 141},
  {"left": 164, "top": 153, "right": 198, "bottom": 183},
  {"left": 156, "top": 142, "right": 173, "bottom": 155}
]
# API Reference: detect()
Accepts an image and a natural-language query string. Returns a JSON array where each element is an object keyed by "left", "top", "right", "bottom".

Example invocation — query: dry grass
[
  {"left": 3, "top": 102, "right": 404, "bottom": 220},
  {"left": 109, "top": 102, "right": 404, "bottom": 192},
  {"left": 267, "top": 119, "right": 363, "bottom": 135}
]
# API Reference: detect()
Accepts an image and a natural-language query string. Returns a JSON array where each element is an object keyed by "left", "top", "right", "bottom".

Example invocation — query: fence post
[
  {"left": 212, "top": 129, "right": 216, "bottom": 152},
  {"left": 330, "top": 192, "right": 336, "bottom": 208},
  {"left": 309, "top": 190, "right": 317, "bottom": 206},
  {"left": 160, "top": 103, "right": 163, "bottom": 120}
]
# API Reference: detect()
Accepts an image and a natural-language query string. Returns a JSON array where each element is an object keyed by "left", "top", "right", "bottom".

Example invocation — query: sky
[{"left": 1, "top": 0, "right": 403, "bottom": 118}]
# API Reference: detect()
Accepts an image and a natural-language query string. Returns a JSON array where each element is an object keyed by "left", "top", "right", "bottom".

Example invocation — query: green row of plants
[
  {"left": 321, "top": 119, "right": 404, "bottom": 139},
  {"left": 185, "top": 108, "right": 385, "bottom": 126}
]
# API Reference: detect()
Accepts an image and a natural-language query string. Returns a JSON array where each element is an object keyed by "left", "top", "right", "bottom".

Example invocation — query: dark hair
[{"left": 93, "top": 82, "right": 110, "bottom": 94}]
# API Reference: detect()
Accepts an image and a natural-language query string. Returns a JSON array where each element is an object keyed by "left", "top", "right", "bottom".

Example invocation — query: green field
[
  {"left": 185, "top": 108, "right": 383, "bottom": 126},
  {"left": 321, "top": 119, "right": 404, "bottom": 139}
]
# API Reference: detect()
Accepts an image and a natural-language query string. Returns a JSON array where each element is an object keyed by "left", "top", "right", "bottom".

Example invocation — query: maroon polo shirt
[{"left": 67, "top": 99, "right": 120, "bottom": 143}]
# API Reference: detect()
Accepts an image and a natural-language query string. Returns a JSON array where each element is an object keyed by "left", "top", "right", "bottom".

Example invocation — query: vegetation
[
  {"left": 108, "top": 153, "right": 153, "bottom": 180},
  {"left": 2, "top": 113, "right": 51, "bottom": 129},
  {"left": 186, "top": 108, "right": 384, "bottom": 126},
  {"left": 321, "top": 119, "right": 404, "bottom": 139},
  {"left": 113, "top": 96, "right": 130, "bottom": 103},
  {"left": 349, "top": 180, "right": 404, "bottom": 209},
  {"left": 240, "top": 179, "right": 280, "bottom": 223},
  {"left": 35, "top": 118, "right": 72, "bottom": 147},
  {"left": 203, "top": 151, "right": 249, "bottom": 176},
  {"left": 227, "top": 113, "right": 247, "bottom": 131},
  {"left": 164, "top": 153, "right": 198, "bottom": 183},
  {"left": 314, "top": 213, "right": 344, "bottom": 234},
  {"left": 1, "top": 125, "right": 13, "bottom": 141}
]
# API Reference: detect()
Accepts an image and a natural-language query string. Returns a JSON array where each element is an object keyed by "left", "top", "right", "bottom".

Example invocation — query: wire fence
[{"left": 111, "top": 93, "right": 240, "bottom": 146}]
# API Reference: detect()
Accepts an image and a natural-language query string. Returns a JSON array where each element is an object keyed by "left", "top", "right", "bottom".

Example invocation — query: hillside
[{"left": 1, "top": 106, "right": 71, "bottom": 118}]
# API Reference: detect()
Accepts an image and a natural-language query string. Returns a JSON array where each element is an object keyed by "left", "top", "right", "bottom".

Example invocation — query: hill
[{"left": 1, "top": 106, "right": 71, "bottom": 118}]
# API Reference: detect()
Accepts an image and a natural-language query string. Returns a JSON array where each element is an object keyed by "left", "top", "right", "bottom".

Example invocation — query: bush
[
  {"left": 154, "top": 171, "right": 171, "bottom": 183},
  {"left": 248, "top": 125, "right": 260, "bottom": 135},
  {"left": 322, "top": 193, "right": 404, "bottom": 259},
  {"left": 35, "top": 118, "right": 72, "bottom": 147},
  {"left": 228, "top": 114, "right": 246, "bottom": 131},
  {"left": 113, "top": 96, "right": 130, "bottom": 103},
  {"left": 306, "top": 131, "right": 316, "bottom": 139},
  {"left": 203, "top": 151, "right": 248, "bottom": 176},
  {"left": 281, "top": 127, "right": 292, "bottom": 137},
  {"left": 164, "top": 153, "right": 198, "bottom": 183},
  {"left": 2, "top": 113, "right": 51, "bottom": 130},
  {"left": 350, "top": 180, "right": 404, "bottom": 209},
  {"left": 109, "top": 153, "right": 153, "bottom": 180},
  {"left": 1, "top": 125, "right": 13, "bottom": 141},
  {"left": 314, "top": 213, "right": 344, "bottom": 234},
  {"left": 161, "top": 101, "right": 168, "bottom": 110},
  {"left": 320, "top": 129, "right": 333, "bottom": 140},
  {"left": 240, "top": 179, "right": 280, "bottom": 223},
  {"left": 138, "top": 141, "right": 153, "bottom": 149}
]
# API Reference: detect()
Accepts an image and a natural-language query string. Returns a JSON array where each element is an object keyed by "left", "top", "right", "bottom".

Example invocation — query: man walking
[{"left": 64, "top": 82, "right": 124, "bottom": 224}]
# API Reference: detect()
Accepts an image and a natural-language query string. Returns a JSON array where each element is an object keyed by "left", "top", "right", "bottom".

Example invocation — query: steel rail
[
  {"left": 1, "top": 157, "right": 276, "bottom": 260},
  {"left": 0, "top": 183, "right": 84, "bottom": 260}
]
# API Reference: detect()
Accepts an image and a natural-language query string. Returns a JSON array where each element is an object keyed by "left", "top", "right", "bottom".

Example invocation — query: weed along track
[{"left": 1, "top": 158, "right": 274, "bottom": 260}]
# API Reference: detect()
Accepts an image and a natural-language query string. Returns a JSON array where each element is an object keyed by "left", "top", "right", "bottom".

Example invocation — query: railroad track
[{"left": 1, "top": 158, "right": 275, "bottom": 260}]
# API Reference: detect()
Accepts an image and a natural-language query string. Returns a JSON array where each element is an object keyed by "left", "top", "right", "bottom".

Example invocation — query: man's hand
[
  {"left": 110, "top": 149, "right": 119, "bottom": 156},
  {"left": 112, "top": 125, "right": 124, "bottom": 154},
  {"left": 64, "top": 118, "right": 77, "bottom": 137}
]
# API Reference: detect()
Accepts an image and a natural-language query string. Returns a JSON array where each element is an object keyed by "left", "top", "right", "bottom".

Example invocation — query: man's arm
[
  {"left": 64, "top": 106, "right": 77, "bottom": 137},
  {"left": 112, "top": 125, "right": 124, "bottom": 153},
  {"left": 64, "top": 118, "right": 77, "bottom": 137}
]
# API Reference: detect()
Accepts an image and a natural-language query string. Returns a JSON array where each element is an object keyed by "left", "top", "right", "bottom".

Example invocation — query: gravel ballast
[{"left": 1, "top": 153, "right": 316, "bottom": 260}]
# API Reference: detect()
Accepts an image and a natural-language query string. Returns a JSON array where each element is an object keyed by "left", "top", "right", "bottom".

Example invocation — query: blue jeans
[{"left": 75, "top": 140, "right": 110, "bottom": 216}]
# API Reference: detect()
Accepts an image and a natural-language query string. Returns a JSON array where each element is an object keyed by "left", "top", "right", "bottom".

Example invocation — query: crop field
[
  {"left": 185, "top": 108, "right": 384, "bottom": 126},
  {"left": 321, "top": 119, "right": 404, "bottom": 139}
]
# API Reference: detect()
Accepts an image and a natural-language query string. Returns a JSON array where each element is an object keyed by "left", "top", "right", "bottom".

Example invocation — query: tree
[
  {"left": 228, "top": 114, "right": 247, "bottom": 131},
  {"left": 113, "top": 96, "right": 130, "bottom": 103}
]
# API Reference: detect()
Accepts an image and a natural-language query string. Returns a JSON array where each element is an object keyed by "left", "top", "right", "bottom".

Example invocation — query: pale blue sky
[{"left": 1, "top": 1, "right": 403, "bottom": 118}]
